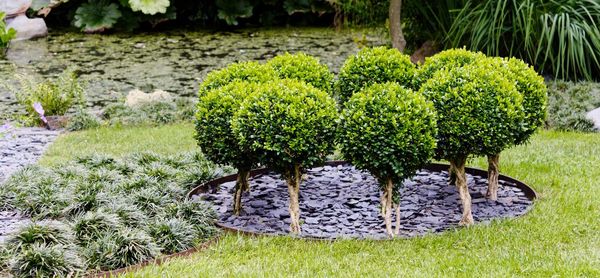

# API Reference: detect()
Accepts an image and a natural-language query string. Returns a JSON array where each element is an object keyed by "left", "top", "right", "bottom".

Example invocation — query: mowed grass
[{"left": 41, "top": 125, "right": 600, "bottom": 277}]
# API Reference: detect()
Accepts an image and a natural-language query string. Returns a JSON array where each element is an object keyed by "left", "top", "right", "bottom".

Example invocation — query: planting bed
[{"left": 191, "top": 162, "right": 536, "bottom": 239}]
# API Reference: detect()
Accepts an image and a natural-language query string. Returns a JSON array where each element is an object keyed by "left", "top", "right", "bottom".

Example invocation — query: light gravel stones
[{"left": 194, "top": 164, "right": 534, "bottom": 239}]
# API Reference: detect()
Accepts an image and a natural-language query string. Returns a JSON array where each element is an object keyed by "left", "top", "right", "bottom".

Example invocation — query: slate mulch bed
[{"left": 193, "top": 163, "right": 534, "bottom": 239}]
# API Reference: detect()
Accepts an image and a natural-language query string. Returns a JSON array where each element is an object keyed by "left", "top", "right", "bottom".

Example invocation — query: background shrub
[
  {"left": 546, "top": 81, "right": 600, "bottom": 132},
  {"left": 338, "top": 82, "right": 437, "bottom": 236},
  {"left": 267, "top": 52, "right": 334, "bottom": 93},
  {"left": 336, "top": 47, "right": 416, "bottom": 103},
  {"left": 232, "top": 79, "right": 337, "bottom": 233},
  {"left": 66, "top": 108, "right": 101, "bottom": 131}
]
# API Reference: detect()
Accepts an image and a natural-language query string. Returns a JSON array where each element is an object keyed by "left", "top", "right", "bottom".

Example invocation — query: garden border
[{"left": 188, "top": 161, "right": 538, "bottom": 239}]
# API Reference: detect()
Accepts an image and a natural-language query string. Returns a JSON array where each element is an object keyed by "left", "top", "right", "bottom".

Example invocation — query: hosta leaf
[
  {"left": 73, "top": 0, "right": 122, "bottom": 33},
  {"left": 129, "top": 0, "right": 170, "bottom": 15}
]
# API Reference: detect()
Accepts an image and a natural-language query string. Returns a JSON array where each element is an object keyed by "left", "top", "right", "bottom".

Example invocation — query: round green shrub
[
  {"left": 9, "top": 244, "right": 84, "bottom": 278},
  {"left": 336, "top": 46, "right": 416, "bottom": 103},
  {"left": 420, "top": 65, "right": 524, "bottom": 159},
  {"left": 267, "top": 52, "right": 334, "bottom": 93},
  {"left": 339, "top": 82, "right": 437, "bottom": 184},
  {"left": 413, "top": 48, "right": 486, "bottom": 89},
  {"left": 232, "top": 79, "right": 337, "bottom": 233},
  {"left": 198, "top": 61, "right": 277, "bottom": 95},
  {"left": 148, "top": 218, "right": 196, "bottom": 253},
  {"left": 338, "top": 82, "right": 437, "bottom": 236}
]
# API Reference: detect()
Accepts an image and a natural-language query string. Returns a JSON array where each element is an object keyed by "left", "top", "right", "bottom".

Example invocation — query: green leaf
[
  {"left": 73, "top": 0, "right": 122, "bottom": 33},
  {"left": 128, "top": 0, "right": 170, "bottom": 15}
]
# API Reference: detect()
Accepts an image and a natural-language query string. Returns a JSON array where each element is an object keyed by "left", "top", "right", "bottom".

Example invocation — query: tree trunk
[
  {"left": 381, "top": 178, "right": 394, "bottom": 237},
  {"left": 486, "top": 154, "right": 500, "bottom": 201},
  {"left": 448, "top": 163, "right": 457, "bottom": 186},
  {"left": 233, "top": 168, "right": 251, "bottom": 215},
  {"left": 389, "top": 0, "right": 406, "bottom": 52},
  {"left": 450, "top": 157, "right": 474, "bottom": 226},
  {"left": 394, "top": 199, "right": 401, "bottom": 235},
  {"left": 286, "top": 164, "right": 302, "bottom": 234}
]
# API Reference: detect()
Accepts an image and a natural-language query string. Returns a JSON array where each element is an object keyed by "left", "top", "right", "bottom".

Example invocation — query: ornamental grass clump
[
  {"left": 9, "top": 244, "right": 84, "bottom": 278},
  {"left": 196, "top": 81, "right": 261, "bottom": 215},
  {"left": 267, "top": 52, "right": 334, "bottom": 93},
  {"left": 148, "top": 218, "right": 196, "bottom": 253},
  {"left": 338, "top": 82, "right": 437, "bottom": 236},
  {"left": 420, "top": 63, "right": 524, "bottom": 225},
  {"left": 336, "top": 46, "right": 416, "bottom": 103},
  {"left": 4, "top": 221, "right": 75, "bottom": 254},
  {"left": 232, "top": 79, "right": 338, "bottom": 233}
]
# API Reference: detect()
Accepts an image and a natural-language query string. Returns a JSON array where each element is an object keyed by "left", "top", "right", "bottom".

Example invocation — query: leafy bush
[
  {"left": 196, "top": 81, "right": 260, "bottom": 214},
  {"left": 2, "top": 68, "right": 85, "bottom": 125},
  {"left": 413, "top": 48, "right": 486, "bottom": 89},
  {"left": 101, "top": 99, "right": 194, "bottom": 127},
  {"left": 67, "top": 109, "right": 101, "bottom": 131},
  {"left": 0, "top": 12, "right": 17, "bottom": 55},
  {"left": 199, "top": 61, "right": 276, "bottom": 96},
  {"left": 448, "top": 0, "right": 600, "bottom": 80},
  {"left": 267, "top": 52, "right": 334, "bottom": 93},
  {"left": 232, "top": 79, "right": 337, "bottom": 233},
  {"left": 336, "top": 47, "right": 416, "bottom": 103},
  {"left": 9, "top": 244, "right": 84, "bottom": 278},
  {"left": 339, "top": 82, "right": 437, "bottom": 236},
  {"left": 547, "top": 81, "right": 600, "bottom": 131},
  {"left": 420, "top": 62, "right": 524, "bottom": 225},
  {"left": 148, "top": 218, "right": 196, "bottom": 253}
]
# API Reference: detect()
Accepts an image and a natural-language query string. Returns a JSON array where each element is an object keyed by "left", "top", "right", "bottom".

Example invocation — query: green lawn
[{"left": 41, "top": 124, "right": 600, "bottom": 277}]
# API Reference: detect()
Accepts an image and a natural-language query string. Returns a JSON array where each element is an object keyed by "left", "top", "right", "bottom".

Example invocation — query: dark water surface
[{"left": 0, "top": 28, "right": 387, "bottom": 117}]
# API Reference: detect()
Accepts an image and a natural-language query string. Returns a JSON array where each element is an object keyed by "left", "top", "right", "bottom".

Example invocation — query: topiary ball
[
  {"left": 195, "top": 81, "right": 259, "bottom": 170},
  {"left": 413, "top": 48, "right": 487, "bottom": 89},
  {"left": 267, "top": 52, "right": 334, "bottom": 93},
  {"left": 419, "top": 63, "right": 525, "bottom": 159},
  {"left": 198, "top": 61, "right": 277, "bottom": 96},
  {"left": 232, "top": 79, "right": 338, "bottom": 172},
  {"left": 336, "top": 46, "right": 416, "bottom": 104},
  {"left": 338, "top": 82, "right": 437, "bottom": 185}
]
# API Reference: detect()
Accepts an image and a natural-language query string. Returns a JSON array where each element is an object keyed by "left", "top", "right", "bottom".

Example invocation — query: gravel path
[
  {"left": 194, "top": 164, "right": 534, "bottom": 239},
  {"left": 0, "top": 127, "right": 60, "bottom": 242}
]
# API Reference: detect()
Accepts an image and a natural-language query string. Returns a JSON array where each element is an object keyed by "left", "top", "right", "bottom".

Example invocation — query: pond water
[{"left": 0, "top": 28, "right": 387, "bottom": 117}]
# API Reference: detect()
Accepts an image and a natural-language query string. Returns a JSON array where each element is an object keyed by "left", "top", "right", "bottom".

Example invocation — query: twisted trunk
[
  {"left": 381, "top": 178, "right": 394, "bottom": 237},
  {"left": 448, "top": 163, "right": 457, "bottom": 186},
  {"left": 389, "top": 0, "right": 406, "bottom": 52},
  {"left": 233, "top": 168, "right": 251, "bottom": 215},
  {"left": 486, "top": 154, "right": 500, "bottom": 201},
  {"left": 285, "top": 164, "right": 302, "bottom": 234},
  {"left": 450, "top": 157, "right": 474, "bottom": 226}
]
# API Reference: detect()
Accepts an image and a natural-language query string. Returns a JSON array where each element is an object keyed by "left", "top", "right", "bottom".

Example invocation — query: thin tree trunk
[
  {"left": 394, "top": 198, "right": 401, "bottom": 235},
  {"left": 448, "top": 163, "right": 457, "bottom": 186},
  {"left": 233, "top": 168, "right": 251, "bottom": 215},
  {"left": 286, "top": 164, "right": 302, "bottom": 234},
  {"left": 450, "top": 157, "right": 474, "bottom": 226},
  {"left": 389, "top": 0, "right": 406, "bottom": 52},
  {"left": 486, "top": 154, "right": 500, "bottom": 201},
  {"left": 381, "top": 178, "right": 394, "bottom": 237}
]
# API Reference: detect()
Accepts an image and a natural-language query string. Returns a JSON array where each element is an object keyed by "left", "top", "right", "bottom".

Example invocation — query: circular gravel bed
[{"left": 193, "top": 163, "right": 534, "bottom": 239}]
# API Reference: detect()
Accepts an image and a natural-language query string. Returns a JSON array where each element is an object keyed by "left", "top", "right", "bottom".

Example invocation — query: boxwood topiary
[
  {"left": 338, "top": 82, "right": 437, "bottom": 237},
  {"left": 413, "top": 48, "right": 486, "bottom": 90},
  {"left": 196, "top": 81, "right": 261, "bottom": 215},
  {"left": 232, "top": 79, "right": 338, "bottom": 234},
  {"left": 336, "top": 46, "right": 416, "bottom": 104},
  {"left": 266, "top": 52, "right": 334, "bottom": 93},
  {"left": 198, "top": 61, "right": 277, "bottom": 96},
  {"left": 478, "top": 57, "right": 548, "bottom": 200},
  {"left": 419, "top": 63, "right": 524, "bottom": 225}
]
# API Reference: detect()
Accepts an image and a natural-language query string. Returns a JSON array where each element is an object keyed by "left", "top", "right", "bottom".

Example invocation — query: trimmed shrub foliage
[
  {"left": 338, "top": 82, "right": 437, "bottom": 236},
  {"left": 232, "top": 79, "right": 337, "bottom": 233},
  {"left": 198, "top": 61, "right": 276, "bottom": 96},
  {"left": 336, "top": 46, "right": 416, "bottom": 103},
  {"left": 0, "top": 152, "right": 222, "bottom": 275},
  {"left": 413, "top": 48, "right": 486, "bottom": 89},
  {"left": 267, "top": 52, "right": 334, "bottom": 93}
]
